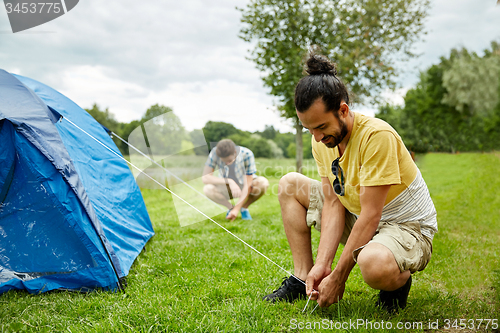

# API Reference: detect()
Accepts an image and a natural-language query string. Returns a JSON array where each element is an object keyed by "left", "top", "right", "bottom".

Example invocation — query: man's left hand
[{"left": 316, "top": 271, "right": 346, "bottom": 307}]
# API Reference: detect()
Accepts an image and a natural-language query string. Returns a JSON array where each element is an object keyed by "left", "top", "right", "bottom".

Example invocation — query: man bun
[
  {"left": 295, "top": 52, "right": 349, "bottom": 113},
  {"left": 305, "top": 54, "right": 338, "bottom": 76}
]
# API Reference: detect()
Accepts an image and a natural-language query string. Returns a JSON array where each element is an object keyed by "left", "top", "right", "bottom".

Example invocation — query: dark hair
[
  {"left": 294, "top": 53, "right": 350, "bottom": 114},
  {"left": 216, "top": 139, "right": 237, "bottom": 158}
]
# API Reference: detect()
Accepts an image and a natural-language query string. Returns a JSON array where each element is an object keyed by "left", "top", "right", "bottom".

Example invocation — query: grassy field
[{"left": 1, "top": 153, "right": 499, "bottom": 332}]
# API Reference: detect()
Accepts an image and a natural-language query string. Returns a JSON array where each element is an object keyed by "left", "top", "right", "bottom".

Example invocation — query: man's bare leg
[
  {"left": 278, "top": 172, "right": 314, "bottom": 281},
  {"left": 357, "top": 243, "right": 411, "bottom": 291},
  {"left": 242, "top": 177, "right": 269, "bottom": 209},
  {"left": 203, "top": 184, "right": 233, "bottom": 209}
]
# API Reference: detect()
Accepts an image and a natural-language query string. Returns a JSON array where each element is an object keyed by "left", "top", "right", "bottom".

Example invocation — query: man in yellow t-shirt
[{"left": 263, "top": 54, "right": 437, "bottom": 313}]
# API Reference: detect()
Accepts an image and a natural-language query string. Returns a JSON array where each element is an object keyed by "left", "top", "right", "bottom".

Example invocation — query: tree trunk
[{"left": 295, "top": 121, "right": 303, "bottom": 174}]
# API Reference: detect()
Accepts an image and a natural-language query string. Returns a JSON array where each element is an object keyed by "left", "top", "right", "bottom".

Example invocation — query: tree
[
  {"left": 85, "top": 103, "right": 130, "bottom": 155},
  {"left": 142, "top": 104, "right": 173, "bottom": 122},
  {"left": 376, "top": 43, "right": 500, "bottom": 153},
  {"left": 274, "top": 131, "right": 295, "bottom": 158},
  {"left": 267, "top": 139, "right": 284, "bottom": 158},
  {"left": 249, "top": 135, "right": 274, "bottom": 158},
  {"left": 286, "top": 132, "right": 314, "bottom": 159},
  {"left": 228, "top": 132, "right": 275, "bottom": 158},
  {"left": 441, "top": 43, "right": 500, "bottom": 116},
  {"left": 239, "top": 0, "right": 430, "bottom": 172},
  {"left": 119, "top": 120, "right": 141, "bottom": 155},
  {"left": 202, "top": 121, "right": 240, "bottom": 147},
  {"left": 85, "top": 103, "right": 121, "bottom": 133},
  {"left": 127, "top": 104, "right": 186, "bottom": 157},
  {"left": 261, "top": 125, "right": 277, "bottom": 140}
]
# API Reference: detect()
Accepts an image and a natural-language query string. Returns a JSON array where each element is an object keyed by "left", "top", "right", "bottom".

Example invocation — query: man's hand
[
  {"left": 227, "top": 179, "right": 241, "bottom": 198},
  {"left": 316, "top": 270, "right": 346, "bottom": 307},
  {"left": 305, "top": 263, "right": 332, "bottom": 300},
  {"left": 226, "top": 207, "right": 239, "bottom": 221},
  {"left": 306, "top": 265, "right": 346, "bottom": 308}
]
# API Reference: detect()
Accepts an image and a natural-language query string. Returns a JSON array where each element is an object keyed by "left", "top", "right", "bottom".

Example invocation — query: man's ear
[{"left": 338, "top": 102, "right": 349, "bottom": 119}]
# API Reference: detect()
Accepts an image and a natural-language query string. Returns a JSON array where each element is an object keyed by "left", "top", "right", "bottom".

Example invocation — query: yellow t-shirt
[{"left": 312, "top": 112, "right": 418, "bottom": 216}]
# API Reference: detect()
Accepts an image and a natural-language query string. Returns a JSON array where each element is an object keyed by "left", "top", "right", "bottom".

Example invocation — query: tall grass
[{"left": 1, "top": 154, "right": 499, "bottom": 332}]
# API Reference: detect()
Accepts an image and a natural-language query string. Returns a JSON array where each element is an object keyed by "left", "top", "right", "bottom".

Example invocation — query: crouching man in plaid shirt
[{"left": 202, "top": 139, "right": 269, "bottom": 221}]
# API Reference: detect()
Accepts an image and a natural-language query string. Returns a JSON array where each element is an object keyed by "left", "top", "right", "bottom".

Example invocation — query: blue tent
[{"left": 0, "top": 70, "right": 154, "bottom": 294}]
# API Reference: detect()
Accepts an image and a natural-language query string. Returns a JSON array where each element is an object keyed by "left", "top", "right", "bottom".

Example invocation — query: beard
[{"left": 322, "top": 119, "right": 348, "bottom": 148}]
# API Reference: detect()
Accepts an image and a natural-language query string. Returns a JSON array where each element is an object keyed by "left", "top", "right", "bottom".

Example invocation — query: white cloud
[
  {"left": 58, "top": 65, "right": 294, "bottom": 133},
  {"left": 58, "top": 65, "right": 149, "bottom": 122},
  {"left": 151, "top": 79, "right": 294, "bottom": 132}
]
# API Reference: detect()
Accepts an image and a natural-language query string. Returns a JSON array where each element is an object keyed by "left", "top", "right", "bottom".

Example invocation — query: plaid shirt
[{"left": 205, "top": 146, "right": 257, "bottom": 187}]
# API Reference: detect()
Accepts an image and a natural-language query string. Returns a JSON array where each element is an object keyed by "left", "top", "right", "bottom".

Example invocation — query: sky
[{"left": 1, "top": 0, "right": 499, "bottom": 133}]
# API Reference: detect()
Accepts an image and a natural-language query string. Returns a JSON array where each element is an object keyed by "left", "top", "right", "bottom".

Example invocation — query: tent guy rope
[
  {"left": 110, "top": 131, "right": 221, "bottom": 209},
  {"left": 62, "top": 116, "right": 314, "bottom": 290}
]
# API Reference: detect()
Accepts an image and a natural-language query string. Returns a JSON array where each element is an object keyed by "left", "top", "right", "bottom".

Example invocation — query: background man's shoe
[
  {"left": 262, "top": 276, "right": 306, "bottom": 303},
  {"left": 376, "top": 275, "right": 412, "bottom": 313},
  {"left": 240, "top": 208, "right": 252, "bottom": 220}
]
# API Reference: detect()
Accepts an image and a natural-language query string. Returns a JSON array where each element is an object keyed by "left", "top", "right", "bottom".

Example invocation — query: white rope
[
  {"left": 65, "top": 118, "right": 324, "bottom": 303},
  {"left": 110, "top": 131, "right": 221, "bottom": 209},
  {"left": 62, "top": 117, "right": 301, "bottom": 281}
]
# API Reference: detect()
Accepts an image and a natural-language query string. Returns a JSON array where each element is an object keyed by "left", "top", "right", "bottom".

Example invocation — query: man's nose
[{"left": 312, "top": 129, "right": 324, "bottom": 142}]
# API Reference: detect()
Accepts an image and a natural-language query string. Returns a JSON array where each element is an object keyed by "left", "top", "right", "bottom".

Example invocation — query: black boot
[
  {"left": 376, "top": 275, "right": 412, "bottom": 313},
  {"left": 262, "top": 276, "right": 307, "bottom": 303}
]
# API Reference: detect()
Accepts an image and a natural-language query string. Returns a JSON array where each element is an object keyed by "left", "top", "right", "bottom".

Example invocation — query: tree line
[
  {"left": 376, "top": 42, "right": 500, "bottom": 153},
  {"left": 85, "top": 104, "right": 313, "bottom": 159}
]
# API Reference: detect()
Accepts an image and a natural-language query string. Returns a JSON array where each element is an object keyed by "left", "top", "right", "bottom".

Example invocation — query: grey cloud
[
  {"left": 0, "top": 0, "right": 258, "bottom": 90},
  {"left": 1, "top": 0, "right": 499, "bottom": 106}
]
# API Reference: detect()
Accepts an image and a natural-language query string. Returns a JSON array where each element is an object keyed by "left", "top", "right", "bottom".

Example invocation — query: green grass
[{"left": 1, "top": 154, "right": 499, "bottom": 332}]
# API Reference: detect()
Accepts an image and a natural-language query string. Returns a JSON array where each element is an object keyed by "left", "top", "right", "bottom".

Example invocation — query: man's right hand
[
  {"left": 305, "top": 263, "right": 332, "bottom": 300},
  {"left": 227, "top": 179, "right": 241, "bottom": 198}
]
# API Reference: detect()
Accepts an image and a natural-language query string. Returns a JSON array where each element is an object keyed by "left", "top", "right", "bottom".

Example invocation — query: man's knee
[
  {"left": 357, "top": 243, "right": 400, "bottom": 289},
  {"left": 279, "top": 172, "right": 303, "bottom": 198},
  {"left": 203, "top": 184, "right": 217, "bottom": 197},
  {"left": 278, "top": 172, "right": 311, "bottom": 206},
  {"left": 251, "top": 176, "right": 269, "bottom": 195}
]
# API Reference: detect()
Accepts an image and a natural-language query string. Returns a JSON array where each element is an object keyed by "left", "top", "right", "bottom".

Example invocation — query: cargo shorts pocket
[{"left": 371, "top": 221, "right": 432, "bottom": 273}]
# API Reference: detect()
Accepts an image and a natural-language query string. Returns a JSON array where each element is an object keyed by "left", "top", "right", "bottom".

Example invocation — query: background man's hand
[
  {"left": 226, "top": 207, "right": 239, "bottom": 221},
  {"left": 227, "top": 179, "right": 241, "bottom": 198}
]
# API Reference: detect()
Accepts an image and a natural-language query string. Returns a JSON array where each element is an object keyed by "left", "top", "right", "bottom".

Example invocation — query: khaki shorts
[{"left": 306, "top": 179, "right": 432, "bottom": 273}]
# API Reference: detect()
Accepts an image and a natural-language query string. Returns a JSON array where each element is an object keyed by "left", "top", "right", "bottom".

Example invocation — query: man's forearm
[
  {"left": 333, "top": 214, "right": 380, "bottom": 281},
  {"left": 315, "top": 199, "right": 346, "bottom": 268},
  {"left": 233, "top": 184, "right": 250, "bottom": 210},
  {"left": 202, "top": 174, "right": 227, "bottom": 185},
  {"left": 332, "top": 184, "right": 391, "bottom": 283}
]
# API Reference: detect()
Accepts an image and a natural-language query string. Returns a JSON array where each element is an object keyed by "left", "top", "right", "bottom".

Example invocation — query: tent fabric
[{"left": 0, "top": 70, "right": 154, "bottom": 294}]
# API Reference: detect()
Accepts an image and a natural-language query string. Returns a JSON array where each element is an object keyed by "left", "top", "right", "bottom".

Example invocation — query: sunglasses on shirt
[{"left": 331, "top": 157, "right": 345, "bottom": 196}]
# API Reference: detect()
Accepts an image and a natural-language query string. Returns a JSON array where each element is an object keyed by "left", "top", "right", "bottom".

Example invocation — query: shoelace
[{"left": 272, "top": 277, "right": 292, "bottom": 293}]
